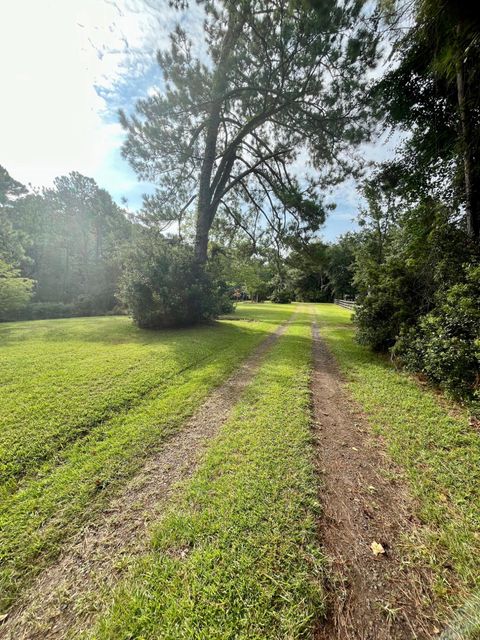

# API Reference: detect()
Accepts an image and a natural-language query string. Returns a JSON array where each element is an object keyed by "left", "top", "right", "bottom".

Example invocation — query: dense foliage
[
  {"left": 350, "top": 0, "right": 480, "bottom": 409},
  {"left": 118, "top": 233, "right": 233, "bottom": 328},
  {"left": 351, "top": 171, "right": 479, "bottom": 406},
  {"left": 0, "top": 260, "right": 33, "bottom": 321},
  {"left": 0, "top": 166, "right": 132, "bottom": 319},
  {"left": 394, "top": 265, "right": 480, "bottom": 408}
]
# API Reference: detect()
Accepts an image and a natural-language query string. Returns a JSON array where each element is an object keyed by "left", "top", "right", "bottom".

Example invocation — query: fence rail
[{"left": 334, "top": 299, "right": 356, "bottom": 311}]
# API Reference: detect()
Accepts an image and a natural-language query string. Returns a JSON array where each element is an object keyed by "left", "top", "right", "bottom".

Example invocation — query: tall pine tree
[{"left": 121, "top": 0, "right": 379, "bottom": 263}]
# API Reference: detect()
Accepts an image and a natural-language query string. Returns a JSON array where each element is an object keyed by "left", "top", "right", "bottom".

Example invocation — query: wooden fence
[{"left": 334, "top": 299, "right": 356, "bottom": 311}]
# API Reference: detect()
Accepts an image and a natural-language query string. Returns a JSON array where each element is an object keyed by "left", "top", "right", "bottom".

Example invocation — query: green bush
[
  {"left": 118, "top": 234, "right": 233, "bottom": 329},
  {"left": 270, "top": 288, "right": 293, "bottom": 304},
  {"left": 353, "top": 245, "right": 443, "bottom": 352},
  {"left": 5, "top": 300, "right": 125, "bottom": 322},
  {"left": 269, "top": 275, "right": 294, "bottom": 304},
  {"left": 354, "top": 289, "right": 399, "bottom": 351},
  {"left": 394, "top": 264, "right": 480, "bottom": 407},
  {"left": 353, "top": 266, "right": 419, "bottom": 351},
  {"left": 25, "top": 302, "right": 77, "bottom": 320}
]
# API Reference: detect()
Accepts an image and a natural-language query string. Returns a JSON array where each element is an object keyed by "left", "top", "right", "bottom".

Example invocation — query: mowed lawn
[
  {"left": 0, "top": 304, "right": 295, "bottom": 611},
  {"left": 86, "top": 304, "right": 480, "bottom": 638},
  {"left": 91, "top": 307, "right": 324, "bottom": 640},
  {"left": 2, "top": 303, "right": 479, "bottom": 637}
]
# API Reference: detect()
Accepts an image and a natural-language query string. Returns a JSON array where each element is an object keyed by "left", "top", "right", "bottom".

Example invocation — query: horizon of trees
[{"left": 0, "top": 161, "right": 352, "bottom": 319}]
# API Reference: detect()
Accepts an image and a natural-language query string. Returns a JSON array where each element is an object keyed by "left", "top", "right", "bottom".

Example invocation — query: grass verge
[
  {"left": 315, "top": 303, "right": 480, "bottom": 629},
  {"left": 0, "top": 304, "right": 294, "bottom": 612},
  {"left": 89, "top": 309, "right": 324, "bottom": 640}
]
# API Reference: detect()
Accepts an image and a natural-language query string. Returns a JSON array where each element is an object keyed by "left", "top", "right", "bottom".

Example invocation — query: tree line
[
  {"left": 0, "top": 161, "right": 350, "bottom": 323},
  {"left": 299, "top": 0, "right": 479, "bottom": 412},
  {"left": 0, "top": 167, "right": 132, "bottom": 320}
]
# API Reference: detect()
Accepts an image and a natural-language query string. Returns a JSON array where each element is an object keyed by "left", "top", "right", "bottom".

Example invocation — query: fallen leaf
[
  {"left": 371, "top": 541, "right": 385, "bottom": 556},
  {"left": 352, "top": 446, "right": 358, "bottom": 451}
]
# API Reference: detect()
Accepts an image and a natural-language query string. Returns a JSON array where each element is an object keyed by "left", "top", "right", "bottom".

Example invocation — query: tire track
[
  {"left": 311, "top": 319, "right": 438, "bottom": 640},
  {"left": 0, "top": 317, "right": 293, "bottom": 640}
]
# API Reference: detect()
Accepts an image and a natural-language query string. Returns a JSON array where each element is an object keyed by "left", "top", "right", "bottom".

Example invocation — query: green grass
[
  {"left": 0, "top": 304, "right": 295, "bottom": 611},
  {"left": 89, "top": 308, "right": 324, "bottom": 640},
  {"left": 0, "top": 317, "right": 242, "bottom": 488},
  {"left": 5, "top": 301, "right": 477, "bottom": 636},
  {"left": 314, "top": 304, "right": 480, "bottom": 615}
]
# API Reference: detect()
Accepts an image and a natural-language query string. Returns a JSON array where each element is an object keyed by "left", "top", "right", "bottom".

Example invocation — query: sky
[{"left": 0, "top": 0, "right": 396, "bottom": 242}]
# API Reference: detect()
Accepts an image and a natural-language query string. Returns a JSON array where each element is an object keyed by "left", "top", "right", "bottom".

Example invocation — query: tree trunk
[
  {"left": 194, "top": 115, "right": 220, "bottom": 264},
  {"left": 194, "top": 208, "right": 214, "bottom": 264},
  {"left": 194, "top": 79, "right": 223, "bottom": 263},
  {"left": 193, "top": 9, "right": 246, "bottom": 264},
  {"left": 456, "top": 46, "right": 480, "bottom": 243}
]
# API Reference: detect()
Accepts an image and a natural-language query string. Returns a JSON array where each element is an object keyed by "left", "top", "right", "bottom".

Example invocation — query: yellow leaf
[{"left": 371, "top": 541, "right": 385, "bottom": 556}]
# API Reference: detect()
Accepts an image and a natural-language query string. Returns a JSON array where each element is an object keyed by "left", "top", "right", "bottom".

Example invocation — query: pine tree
[
  {"left": 121, "top": 0, "right": 379, "bottom": 263},
  {"left": 0, "top": 165, "right": 28, "bottom": 267}
]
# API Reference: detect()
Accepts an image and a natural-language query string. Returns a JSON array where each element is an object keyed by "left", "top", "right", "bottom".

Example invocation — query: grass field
[
  {"left": 317, "top": 305, "right": 480, "bottom": 619},
  {"left": 2, "top": 303, "right": 479, "bottom": 638},
  {"left": 90, "top": 308, "right": 324, "bottom": 639},
  {"left": 0, "top": 305, "right": 294, "bottom": 610}
]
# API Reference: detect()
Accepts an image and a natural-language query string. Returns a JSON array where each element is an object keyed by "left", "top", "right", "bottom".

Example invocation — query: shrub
[
  {"left": 25, "top": 302, "right": 77, "bottom": 320},
  {"left": 394, "top": 264, "right": 480, "bottom": 407},
  {"left": 354, "top": 277, "right": 412, "bottom": 351},
  {"left": 352, "top": 248, "right": 434, "bottom": 352},
  {"left": 118, "top": 235, "right": 233, "bottom": 329},
  {"left": 269, "top": 275, "right": 294, "bottom": 304},
  {"left": 69, "top": 293, "right": 119, "bottom": 317},
  {"left": 4, "top": 300, "right": 125, "bottom": 322},
  {"left": 270, "top": 288, "right": 293, "bottom": 304}
]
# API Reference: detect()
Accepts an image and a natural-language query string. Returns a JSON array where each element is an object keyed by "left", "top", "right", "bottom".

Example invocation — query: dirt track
[
  {"left": 1, "top": 312, "right": 449, "bottom": 640},
  {"left": 311, "top": 320, "right": 438, "bottom": 640}
]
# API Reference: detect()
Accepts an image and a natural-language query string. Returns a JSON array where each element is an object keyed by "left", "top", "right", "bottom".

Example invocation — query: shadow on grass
[{"left": 0, "top": 304, "right": 297, "bottom": 347}]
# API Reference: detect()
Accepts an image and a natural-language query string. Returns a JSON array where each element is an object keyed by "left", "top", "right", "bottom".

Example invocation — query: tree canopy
[
  {"left": 120, "top": 0, "right": 379, "bottom": 263},
  {"left": 0, "top": 166, "right": 132, "bottom": 319}
]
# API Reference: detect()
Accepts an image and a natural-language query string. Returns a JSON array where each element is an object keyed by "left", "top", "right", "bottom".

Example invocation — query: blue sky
[{"left": 0, "top": 0, "right": 394, "bottom": 242}]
